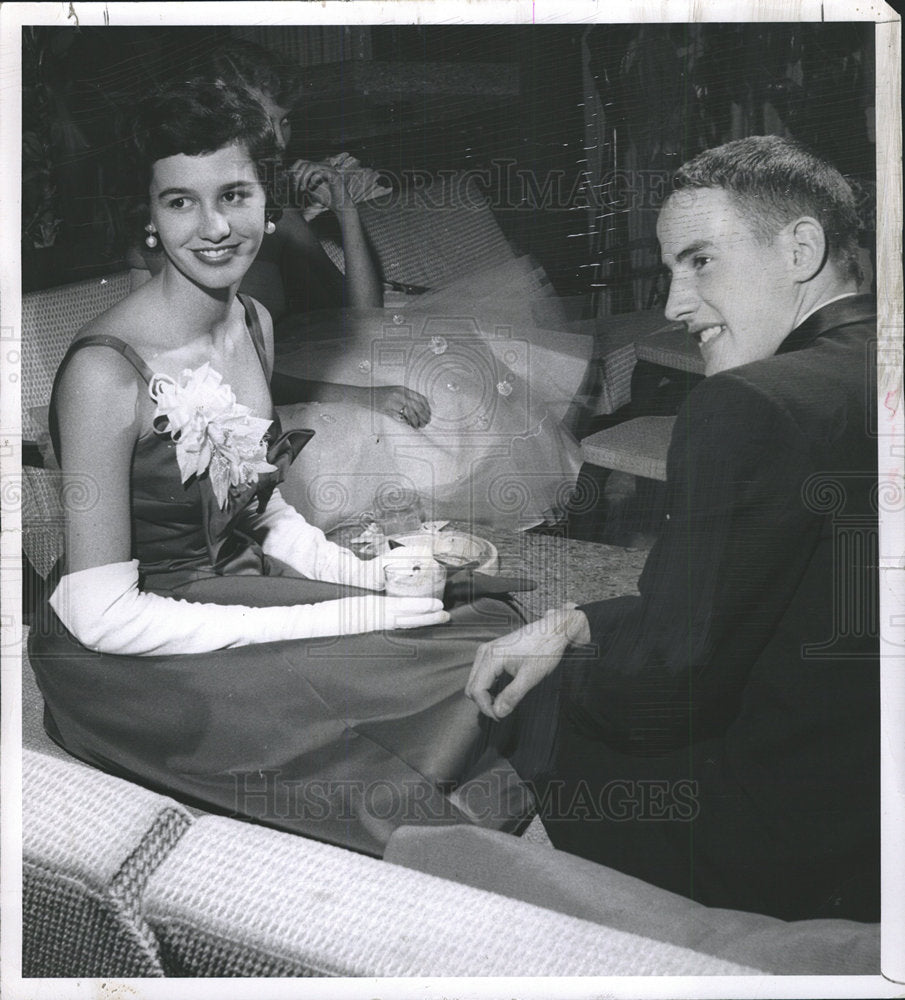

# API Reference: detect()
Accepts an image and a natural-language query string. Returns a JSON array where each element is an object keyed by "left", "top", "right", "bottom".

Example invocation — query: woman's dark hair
[
  {"left": 132, "top": 78, "right": 279, "bottom": 188},
  {"left": 130, "top": 78, "right": 282, "bottom": 249},
  {"left": 672, "top": 136, "right": 862, "bottom": 283},
  {"left": 190, "top": 38, "right": 305, "bottom": 110}
]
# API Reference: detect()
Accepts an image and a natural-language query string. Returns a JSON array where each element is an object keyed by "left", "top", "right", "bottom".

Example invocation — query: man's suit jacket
[{"left": 549, "top": 295, "right": 879, "bottom": 921}]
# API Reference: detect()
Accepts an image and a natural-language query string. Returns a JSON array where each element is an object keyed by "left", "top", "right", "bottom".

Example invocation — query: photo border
[{"left": 1, "top": 2, "right": 901, "bottom": 998}]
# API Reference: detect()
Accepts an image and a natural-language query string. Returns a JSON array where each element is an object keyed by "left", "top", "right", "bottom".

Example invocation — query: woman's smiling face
[{"left": 149, "top": 141, "right": 266, "bottom": 290}]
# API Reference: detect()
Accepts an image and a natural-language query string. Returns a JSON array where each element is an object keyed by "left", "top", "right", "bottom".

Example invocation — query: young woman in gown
[{"left": 27, "top": 79, "right": 533, "bottom": 857}]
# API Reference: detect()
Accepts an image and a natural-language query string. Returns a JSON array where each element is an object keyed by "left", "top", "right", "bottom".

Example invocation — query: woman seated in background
[
  {"left": 135, "top": 39, "right": 589, "bottom": 533},
  {"left": 28, "top": 78, "right": 535, "bottom": 857}
]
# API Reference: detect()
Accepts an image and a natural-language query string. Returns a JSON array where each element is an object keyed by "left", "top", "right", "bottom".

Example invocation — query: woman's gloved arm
[
  {"left": 245, "top": 487, "right": 385, "bottom": 591},
  {"left": 50, "top": 559, "right": 447, "bottom": 656}
]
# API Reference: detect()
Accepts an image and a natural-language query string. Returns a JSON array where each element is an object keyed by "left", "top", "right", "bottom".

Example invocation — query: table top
[
  {"left": 330, "top": 521, "right": 648, "bottom": 620},
  {"left": 488, "top": 527, "right": 647, "bottom": 619}
]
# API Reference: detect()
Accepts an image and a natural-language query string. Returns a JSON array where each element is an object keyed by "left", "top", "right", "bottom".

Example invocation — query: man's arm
[{"left": 571, "top": 371, "right": 822, "bottom": 754}]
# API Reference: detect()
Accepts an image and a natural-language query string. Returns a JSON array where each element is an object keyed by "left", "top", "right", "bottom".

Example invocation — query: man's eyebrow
[{"left": 674, "top": 240, "right": 714, "bottom": 264}]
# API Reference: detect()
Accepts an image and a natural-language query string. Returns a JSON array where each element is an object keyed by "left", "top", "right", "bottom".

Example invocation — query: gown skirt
[{"left": 28, "top": 572, "right": 532, "bottom": 858}]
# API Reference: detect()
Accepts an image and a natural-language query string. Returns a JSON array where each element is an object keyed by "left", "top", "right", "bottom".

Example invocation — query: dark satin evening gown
[{"left": 27, "top": 296, "right": 530, "bottom": 857}]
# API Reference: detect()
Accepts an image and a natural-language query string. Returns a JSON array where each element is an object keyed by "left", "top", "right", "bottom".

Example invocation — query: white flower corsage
[{"left": 150, "top": 363, "right": 276, "bottom": 510}]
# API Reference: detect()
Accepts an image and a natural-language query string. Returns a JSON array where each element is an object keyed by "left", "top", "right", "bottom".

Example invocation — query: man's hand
[
  {"left": 465, "top": 606, "right": 590, "bottom": 720},
  {"left": 373, "top": 385, "right": 431, "bottom": 428}
]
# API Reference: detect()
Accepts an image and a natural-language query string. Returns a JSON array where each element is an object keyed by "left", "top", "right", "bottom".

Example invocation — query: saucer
[{"left": 389, "top": 530, "right": 499, "bottom": 575}]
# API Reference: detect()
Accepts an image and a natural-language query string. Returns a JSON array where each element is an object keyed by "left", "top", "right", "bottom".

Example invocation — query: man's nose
[{"left": 663, "top": 273, "right": 696, "bottom": 323}]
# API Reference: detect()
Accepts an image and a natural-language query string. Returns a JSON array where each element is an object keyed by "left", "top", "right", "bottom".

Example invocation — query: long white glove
[
  {"left": 246, "top": 487, "right": 384, "bottom": 591},
  {"left": 49, "top": 560, "right": 448, "bottom": 656}
]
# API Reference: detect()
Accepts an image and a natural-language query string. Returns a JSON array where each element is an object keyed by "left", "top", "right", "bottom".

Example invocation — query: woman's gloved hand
[{"left": 334, "top": 594, "right": 449, "bottom": 632}]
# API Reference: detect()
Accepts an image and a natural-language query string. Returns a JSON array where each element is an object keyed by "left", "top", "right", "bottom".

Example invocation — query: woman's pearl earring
[
  {"left": 144, "top": 223, "right": 158, "bottom": 249},
  {"left": 264, "top": 219, "right": 276, "bottom": 235}
]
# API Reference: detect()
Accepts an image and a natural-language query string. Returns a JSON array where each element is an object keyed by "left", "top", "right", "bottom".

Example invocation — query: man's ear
[{"left": 787, "top": 216, "right": 828, "bottom": 282}]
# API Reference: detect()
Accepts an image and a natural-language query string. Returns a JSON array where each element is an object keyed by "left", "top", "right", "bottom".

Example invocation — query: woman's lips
[{"left": 191, "top": 245, "right": 239, "bottom": 262}]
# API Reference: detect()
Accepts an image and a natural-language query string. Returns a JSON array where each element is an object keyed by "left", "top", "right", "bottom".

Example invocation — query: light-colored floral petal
[{"left": 150, "top": 361, "right": 274, "bottom": 506}]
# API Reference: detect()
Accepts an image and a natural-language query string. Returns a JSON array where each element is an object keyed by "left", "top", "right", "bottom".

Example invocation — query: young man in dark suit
[{"left": 467, "top": 136, "right": 878, "bottom": 921}]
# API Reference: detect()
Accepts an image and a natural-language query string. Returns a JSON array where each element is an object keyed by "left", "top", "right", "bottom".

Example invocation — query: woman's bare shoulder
[
  {"left": 60, "top": 283, "right": 162, "bottom": 404},
  {"left": 72, "top": 278, "right": 161, "bottom": 351}
]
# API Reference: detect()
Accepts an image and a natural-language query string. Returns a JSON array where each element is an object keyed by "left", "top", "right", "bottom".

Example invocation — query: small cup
[{"left": 383, "top": 556, "right": 446, "bottom": 600}]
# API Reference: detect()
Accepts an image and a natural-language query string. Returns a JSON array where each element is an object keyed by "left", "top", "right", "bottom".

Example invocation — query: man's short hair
[{"left": 672, "top": 136, "right": 862, "bottom": 284}]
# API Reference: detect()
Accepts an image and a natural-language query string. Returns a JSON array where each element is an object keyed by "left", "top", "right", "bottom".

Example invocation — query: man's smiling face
[{"left": 657, "top": 187, "right": 798, "bottom": 376}]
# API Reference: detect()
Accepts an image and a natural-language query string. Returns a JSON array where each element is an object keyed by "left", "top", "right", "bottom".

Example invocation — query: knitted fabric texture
[
  {"left": 22, "top": 749, "right": 193, "bottom": 977},
  {"left": 357, "top": 173, "right": 513, "bottom": 289},
  {"left": 144, "top": 815, "right": 759, "bottom": 977}
]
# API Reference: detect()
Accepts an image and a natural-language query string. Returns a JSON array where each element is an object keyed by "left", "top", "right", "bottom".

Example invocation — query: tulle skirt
[{"left": 274, "top": 258, "right": 593, "bottom": 532}]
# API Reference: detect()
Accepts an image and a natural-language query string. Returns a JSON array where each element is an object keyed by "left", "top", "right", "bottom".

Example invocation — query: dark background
[{"left": 22, "top": 23, "right": 876, "bottom": 303}]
